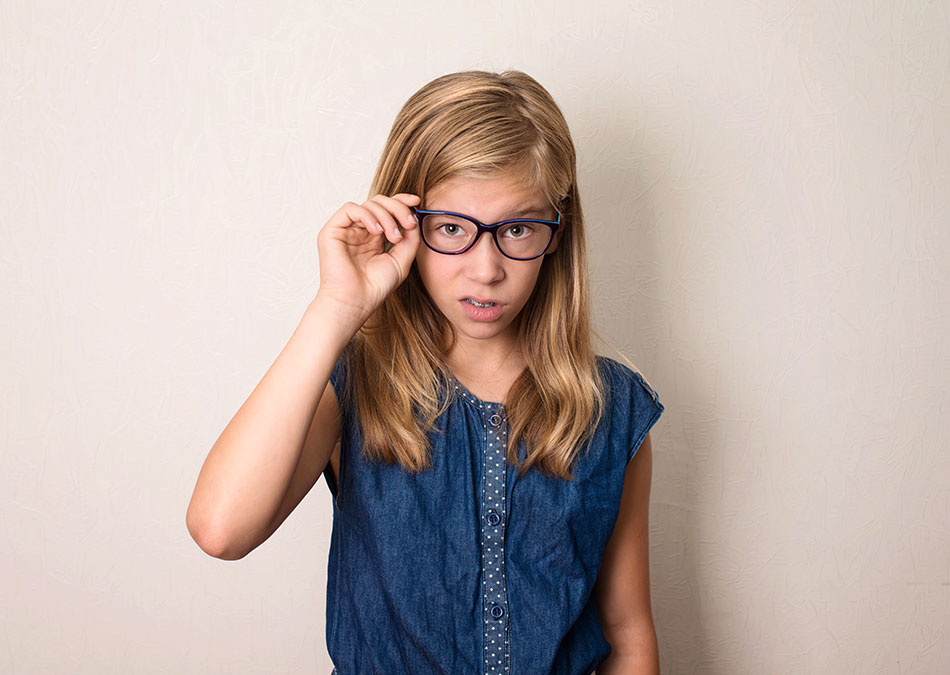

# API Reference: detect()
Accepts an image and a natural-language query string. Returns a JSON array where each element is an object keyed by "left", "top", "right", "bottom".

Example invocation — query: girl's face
[{"left": 415, "top": 172, "right": 562, "bottom": 357}]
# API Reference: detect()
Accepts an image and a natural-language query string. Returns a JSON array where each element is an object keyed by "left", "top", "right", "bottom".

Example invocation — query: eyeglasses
[{"left": 410, "top": 205, "right": 562, "bottom": 261}]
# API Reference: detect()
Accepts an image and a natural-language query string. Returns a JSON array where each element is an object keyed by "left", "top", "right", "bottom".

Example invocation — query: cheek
[
  {"left": 414, "top": 251, "right": 434, "bottom": 283},
  {"left": 415, "top": 253, "right": 448, "bottom": 298},
  {"left": 520, "top": 265, "right": 545, "bottom": 296}
]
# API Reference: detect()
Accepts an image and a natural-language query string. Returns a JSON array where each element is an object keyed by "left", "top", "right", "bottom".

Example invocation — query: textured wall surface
[{"left": 2, "top": 1, "right": 948, "bottom": 673}]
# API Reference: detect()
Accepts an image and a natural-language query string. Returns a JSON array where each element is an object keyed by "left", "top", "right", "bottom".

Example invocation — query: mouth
[{"left": 462, "top": 297, "right": 501, "bottom": 308}]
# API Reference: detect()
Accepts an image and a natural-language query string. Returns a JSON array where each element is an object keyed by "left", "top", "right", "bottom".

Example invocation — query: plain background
[{"left": 2, "top": 1, "right": 948, "bottom": 673}]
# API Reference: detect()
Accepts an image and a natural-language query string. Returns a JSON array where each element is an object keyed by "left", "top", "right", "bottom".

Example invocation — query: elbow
[
  {"left": 185, "top": 503, "right": 249, "bottom": 561},
  {"left": 602, "top": 616, "right": 658, "bottom": 658}
]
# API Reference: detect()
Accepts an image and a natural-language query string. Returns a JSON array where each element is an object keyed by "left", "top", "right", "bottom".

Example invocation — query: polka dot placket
[{"left": 454, "top": 383, "right": 511, "bottom": 674}]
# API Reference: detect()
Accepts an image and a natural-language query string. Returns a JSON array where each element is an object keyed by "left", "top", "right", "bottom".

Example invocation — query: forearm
[
  {"left": 186, "top": 295, "right": 363, "bottom": 559},
  {"left": 596, "top": 622, "right": 659, "bottom": 675}
]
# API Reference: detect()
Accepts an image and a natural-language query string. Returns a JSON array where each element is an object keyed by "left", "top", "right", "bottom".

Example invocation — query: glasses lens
[
  {"left": 497, "top": 221, "right": 553, "bottom": 259},
  {"left": 421, "top": 214, "right": 478, "bottom": 253},
  {"left": 421, "top": 214, "right": 553, "bottom": 259}
]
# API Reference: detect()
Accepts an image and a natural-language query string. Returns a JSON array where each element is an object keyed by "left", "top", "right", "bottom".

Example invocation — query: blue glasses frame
[{"left": 409, "top": 205, "right": 562, "bottom": 261}]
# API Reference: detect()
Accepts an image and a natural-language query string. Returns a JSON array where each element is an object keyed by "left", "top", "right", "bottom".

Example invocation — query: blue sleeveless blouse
[{"left": 322, "top": 348, "right": 664, "bottom": 675}]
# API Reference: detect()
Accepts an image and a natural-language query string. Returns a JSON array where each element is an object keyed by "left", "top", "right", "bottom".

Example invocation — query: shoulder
[
  {"left": 594, "top": 355, "right": 662, "bottom": 408},
  {"left": 594, "top": 355, "right": 665, "bottom": 463}
]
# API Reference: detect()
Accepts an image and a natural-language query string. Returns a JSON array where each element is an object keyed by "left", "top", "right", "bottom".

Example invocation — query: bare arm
[
  {"left": 594, "top": 433, "right": 659, "bottom": 675},
  {"left": 185, "top": 296, "right": 360, "bottom": 560},
  {"left": 185, "top": 192, "right": 421, "bottom": 560}
]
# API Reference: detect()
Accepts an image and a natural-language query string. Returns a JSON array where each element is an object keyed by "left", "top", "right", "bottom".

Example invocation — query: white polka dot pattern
[{"left": 453, "top": 381, "right": 510, "bottom": 675}]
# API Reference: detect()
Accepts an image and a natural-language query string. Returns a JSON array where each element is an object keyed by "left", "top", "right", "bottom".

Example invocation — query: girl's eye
[
  {"left": 504, "top": 223, "right": 533, "bottom": 238},
  {"left": 438, "top": 223, "right": 462, "bottom": 236}
]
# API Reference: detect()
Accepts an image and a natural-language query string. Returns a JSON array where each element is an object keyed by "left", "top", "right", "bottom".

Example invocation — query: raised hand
[{"left": 314, "top": 193, "right": 421, "bottom": 324}]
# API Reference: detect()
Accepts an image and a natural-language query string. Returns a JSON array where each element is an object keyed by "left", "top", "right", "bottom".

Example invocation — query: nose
[{"left": 465, "top": 230, "right": 506, "bottom": 283}]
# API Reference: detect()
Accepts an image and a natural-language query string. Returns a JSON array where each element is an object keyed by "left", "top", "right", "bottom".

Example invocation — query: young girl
[{"left": 187, "top": 70, "right": 665, "bottom": 675}]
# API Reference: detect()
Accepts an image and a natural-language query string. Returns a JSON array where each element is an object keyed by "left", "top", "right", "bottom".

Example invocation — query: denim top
[{"left": 322, "top": 348, "right": 664, "bottom": 675}]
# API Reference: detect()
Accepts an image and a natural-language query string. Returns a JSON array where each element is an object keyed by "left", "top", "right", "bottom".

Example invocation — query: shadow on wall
[{"left": 586, "top": 98, "right": 712, "bottom": 674}]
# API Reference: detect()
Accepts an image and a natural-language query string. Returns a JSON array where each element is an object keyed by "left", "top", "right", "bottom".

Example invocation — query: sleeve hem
[{"left": 627, "top": 400, "right": 664, "bottom": 465}]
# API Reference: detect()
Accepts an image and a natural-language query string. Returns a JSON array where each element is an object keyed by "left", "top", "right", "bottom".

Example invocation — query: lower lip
[{"left": 460, "top": 299, "right": 504, "bottom": 322}]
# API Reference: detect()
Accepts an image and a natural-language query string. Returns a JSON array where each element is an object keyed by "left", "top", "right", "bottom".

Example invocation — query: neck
[
  {"left": 447, "top": 343, "right": 524, "bottom": 377},
  {"left": 445, "top": 343, "right": 527, "bottom": 405},
  {"left": 441, "top": 328, "right": 527, "bottom": 389}
]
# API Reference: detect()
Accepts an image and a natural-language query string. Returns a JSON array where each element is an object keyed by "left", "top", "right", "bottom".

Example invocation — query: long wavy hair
[{"left": 342, "top": 69, "right": 609, "bottom": 480}]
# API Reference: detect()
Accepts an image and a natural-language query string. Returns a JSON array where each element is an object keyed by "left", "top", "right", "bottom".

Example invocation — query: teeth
[{"left": 466, "top": 299, "right": 496, "bottom": 308}]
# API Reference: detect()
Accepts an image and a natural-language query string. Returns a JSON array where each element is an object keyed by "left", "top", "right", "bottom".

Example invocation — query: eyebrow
[
  {"left": 424, "top": 205, "right": 552, "bottom": 220},
  {"left": 509, "top": 206, "right": 550, "bottom": 218}
]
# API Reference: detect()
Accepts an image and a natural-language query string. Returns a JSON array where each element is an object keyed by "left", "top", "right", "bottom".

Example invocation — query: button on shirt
[{"left": 323, "top": 351, "right": 664, "bottom": 675}]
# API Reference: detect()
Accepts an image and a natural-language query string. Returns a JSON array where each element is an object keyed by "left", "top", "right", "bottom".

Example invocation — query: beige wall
[{"left": 2, "top": 1, "right": 947, "bottom": 673}]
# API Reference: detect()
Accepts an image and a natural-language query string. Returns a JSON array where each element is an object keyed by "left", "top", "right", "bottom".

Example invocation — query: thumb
[{"left": 387, "top": 225, "right": 421, "bottom": 279}]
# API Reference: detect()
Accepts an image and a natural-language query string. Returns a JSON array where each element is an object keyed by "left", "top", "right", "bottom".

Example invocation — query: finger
[
  {"left": 363, "top": 199, "right": 404, "bottom": 243},
  {"left": 367, "top": 193, "right": 419, "bottom": 235},
  {"left": 327, "top": 201, "right": 384, "bottom": 235},
  {"left": 387, "top": 222, "right": 421, "bottom": 277},
  {"left": 370, "top": 193, "right": 421, "bottom": 231},
  {"left": 390, "top": 193, "right": 422, "bottom": 206}
]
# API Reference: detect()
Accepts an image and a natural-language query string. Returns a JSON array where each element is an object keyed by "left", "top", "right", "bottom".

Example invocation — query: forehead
[{"left": 424, "top": 174, "right": 549, "bottom": 217}]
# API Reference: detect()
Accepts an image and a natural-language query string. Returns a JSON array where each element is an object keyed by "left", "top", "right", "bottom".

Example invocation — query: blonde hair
[{"left": 343, "top": 70, "right": 607, "bottom": 480}]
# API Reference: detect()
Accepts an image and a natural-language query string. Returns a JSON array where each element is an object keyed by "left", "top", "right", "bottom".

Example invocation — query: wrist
[{"left": 307, "top": 293, "right": 371, "bottom": 339}]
